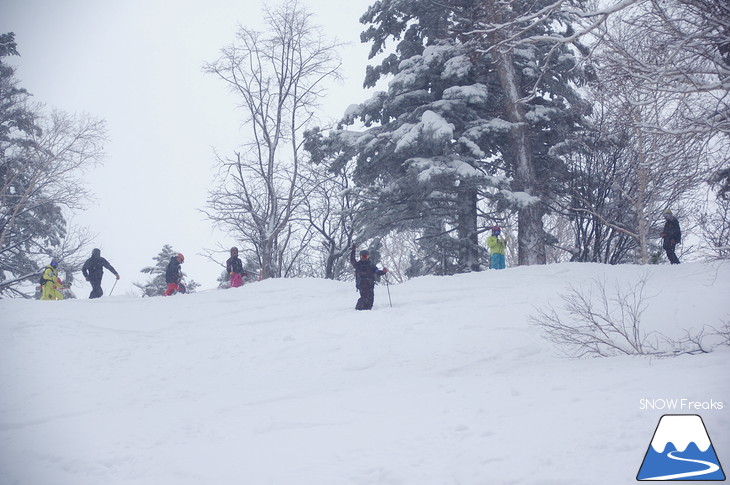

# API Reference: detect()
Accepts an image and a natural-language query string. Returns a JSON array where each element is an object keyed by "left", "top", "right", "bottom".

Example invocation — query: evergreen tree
[
  {"left": 309, "top": 0, "right": 590, "bottom": 272},
  {"left": 0, "top": 33, "right": 48, "bottom": 295}
]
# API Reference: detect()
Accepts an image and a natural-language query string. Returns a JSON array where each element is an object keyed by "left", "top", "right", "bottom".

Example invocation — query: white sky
[{"left": 1, "top": 0, "right": 374, "bottom": 295}]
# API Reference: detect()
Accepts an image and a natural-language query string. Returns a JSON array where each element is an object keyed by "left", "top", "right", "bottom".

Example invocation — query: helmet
[
  {"left": 177, "top": 253, "right": 185, "bottom": 263},
  {"left": 360, "top": 250, "right": 369, "bottom": 258}
]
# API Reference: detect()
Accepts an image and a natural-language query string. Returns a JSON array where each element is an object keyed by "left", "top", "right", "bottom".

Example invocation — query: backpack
[
  {"left": 669, "top": 218, "right": 682, "bottom": 242},
  {"left": 38, "top": 266, "right": 55, "bottom": 286}
]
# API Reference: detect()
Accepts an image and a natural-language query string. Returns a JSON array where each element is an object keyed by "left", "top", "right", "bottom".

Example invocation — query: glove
[
  {"left": 85, "top": 276, "right": 90, "bottom": 281},
  {"left": 230, "top": 272, "right": 234, "bottom": 276},
  {"left": 382, "top": 268, "right": 388, "bottom": 273},
  {"left": 116, "top": 274, "right": 121, "bottom": 280}
]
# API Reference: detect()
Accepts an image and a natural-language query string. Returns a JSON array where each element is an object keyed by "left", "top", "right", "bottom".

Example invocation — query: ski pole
[
  {"left": 109, "top": 279, "right": 118, "bottom": 296},
  {"left": 385, "top": 274, "right": 392, "bottom": 308}
]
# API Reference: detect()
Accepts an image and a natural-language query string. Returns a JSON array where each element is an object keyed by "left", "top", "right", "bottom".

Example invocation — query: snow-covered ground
[{"left": 1, "top": 262, "right": 728, "bottom": 484}]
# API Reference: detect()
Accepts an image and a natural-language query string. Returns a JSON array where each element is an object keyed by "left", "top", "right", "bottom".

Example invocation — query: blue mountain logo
[{"left": 637, "top": 414, "right": 726, "bottom": 481}]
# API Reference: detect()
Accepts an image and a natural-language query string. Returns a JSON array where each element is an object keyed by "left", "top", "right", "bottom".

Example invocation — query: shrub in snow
[{"left": 530, "top": 275, "right": 716, "bottom": 358}]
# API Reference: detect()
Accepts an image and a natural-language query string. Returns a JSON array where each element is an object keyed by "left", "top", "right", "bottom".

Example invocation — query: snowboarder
[
  {"left": 486, "top": 225, "right": 507, "bottom": 270},
  {"left": 164, "top": 253, "right": 186, "bottom": 296},
  {"left": 660, "top": 209, "right": 681, "bottom": 264},
  {"left": 226, "top": 246, "right": 247, "bottom": 288},
  {"left": 81, "top": 248, "right": 120, "bottom": 299},
  {"left": 350, "top": 244, "right": 388, "bottom": 310},
  {"left": 40, "top": 259, "right": 64, "bottom": 300}
]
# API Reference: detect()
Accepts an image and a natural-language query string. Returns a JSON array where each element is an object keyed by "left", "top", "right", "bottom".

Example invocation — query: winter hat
[
  {"left": 359, "top": 250, "right": 369, "bottom": 257},
  {"left": 92, "top": 248, "right": 101, "bottom": 257},
  {"left": 492, "top": 225, "right": 501, "bottom": 233},
  {"left": 663, "top": 209, "right": 673, "bottom": 217},
  {"left": 50, "top": 259, "right": 58, "bottom": 267}
]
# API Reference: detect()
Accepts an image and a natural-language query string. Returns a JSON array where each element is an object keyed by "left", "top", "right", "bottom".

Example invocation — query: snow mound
[{"left": 1, "top": 262, "right": 728, "bottom": 484}]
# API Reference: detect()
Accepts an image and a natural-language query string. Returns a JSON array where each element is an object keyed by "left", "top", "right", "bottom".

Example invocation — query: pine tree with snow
[{"left": 308, "top": 0, "right": 591, "bottom": 272}]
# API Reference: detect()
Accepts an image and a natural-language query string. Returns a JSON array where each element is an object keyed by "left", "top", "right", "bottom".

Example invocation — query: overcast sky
[{"left": 1, "top": 0, "right": 373, "bottom": 295}]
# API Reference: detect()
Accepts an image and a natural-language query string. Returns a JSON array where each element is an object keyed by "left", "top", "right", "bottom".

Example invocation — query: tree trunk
[
  {"left": 492, "top": 47, "right": 547, "bottom": 266},
  {"left": 260, "top": 238, "right": 274, "bottom": 280},
  {"left": 324, "top": 252, "right": 336, "bottom": 280},
  {"left": 633, "top": 109, "right": 650, "bottom": 265},
  {"left": 456, "top": 186, "right": 480, "bottom": 271},
  {"left": 637, "top": 164, "right": 649, "bottom": 265}
]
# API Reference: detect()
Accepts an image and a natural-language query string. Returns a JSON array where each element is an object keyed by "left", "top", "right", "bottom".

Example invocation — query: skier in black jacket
[
  {"left": 350, "top": 244, "right": 388, "bottom": 310},
  {"left": 660, "top": 210, "right": 682, "bottom": 264},
  {"left": 164, "top": 253, "right": 185, "bottom": 296},
  {"left": 81, "top": 248, "right": 120, "bottom": 299}
]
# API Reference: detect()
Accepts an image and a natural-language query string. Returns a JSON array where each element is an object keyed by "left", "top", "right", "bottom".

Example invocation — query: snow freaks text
[{"left": 639, "top": 399, "right": 725, "bottom": 411}]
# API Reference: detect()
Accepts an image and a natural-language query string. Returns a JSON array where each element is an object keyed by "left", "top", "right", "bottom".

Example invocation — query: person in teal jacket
[{"left": 486, "top": 225, "right": 507, "bottom": 270}]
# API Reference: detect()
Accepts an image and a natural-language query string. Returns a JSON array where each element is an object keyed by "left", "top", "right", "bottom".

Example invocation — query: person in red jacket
[{"left": 350, "top": 244, "right": 388, "bottom": 310}]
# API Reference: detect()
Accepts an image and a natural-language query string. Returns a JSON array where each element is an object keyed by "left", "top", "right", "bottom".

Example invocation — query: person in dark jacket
[
  {"left": 350, "top": 244, "right": 388, "bottom": 310},
  {"left": 226, "top": 247, "right": 247, "bottom": 288},
  {"left": 164, "top": 253, "right": 185, "bottom": 296},
  {"left": 81, "top": 248, "right": 120, "bottom": 299},
  {"left": 660, "top": 209, "right": 681, "bottom": 264}
]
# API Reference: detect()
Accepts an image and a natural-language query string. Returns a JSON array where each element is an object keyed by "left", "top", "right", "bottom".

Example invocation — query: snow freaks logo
[{"left": 637, "top": 414, "right": 726, "bottom": 481}]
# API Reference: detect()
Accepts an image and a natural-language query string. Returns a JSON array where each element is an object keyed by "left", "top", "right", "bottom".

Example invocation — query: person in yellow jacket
[
  {"left": 40, "top": 259, "right": 65, "bottom": 300},
  {"left": 486, "top": 225, "right": 507, "bottom": 270}
]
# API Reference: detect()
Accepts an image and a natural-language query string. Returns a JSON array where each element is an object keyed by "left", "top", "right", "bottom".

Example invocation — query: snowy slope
[{"left": 1, "top": 262, "right": 728, "bottom": 485}]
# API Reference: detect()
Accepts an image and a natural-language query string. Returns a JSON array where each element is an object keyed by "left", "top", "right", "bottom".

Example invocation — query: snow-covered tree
[
  {"left": 556, "top": 0, "right": 728, "bottom": 264},
  {"left": 596, "top": 0, "right": 729, "bottom": 139},
  {"left": 554, "top": 122, "right": 640, "bottom": 264},
  {"left": 309, "top": 0, "right": 590, "bottom": 272},
  {"left": 0, "top": 33, "right": 105, "bottom": 297},
  {"left": 699, "top": 173, "right": 730, "bottom": 260},
  {"left": 297, "top": 144, "right": 359, "bottom": 280},
  {"left": 457, "top": 0, "right": 598, "bottom": 265},
  {"left": 699, "top": 199, "right": 730, "bottom": 260}
]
